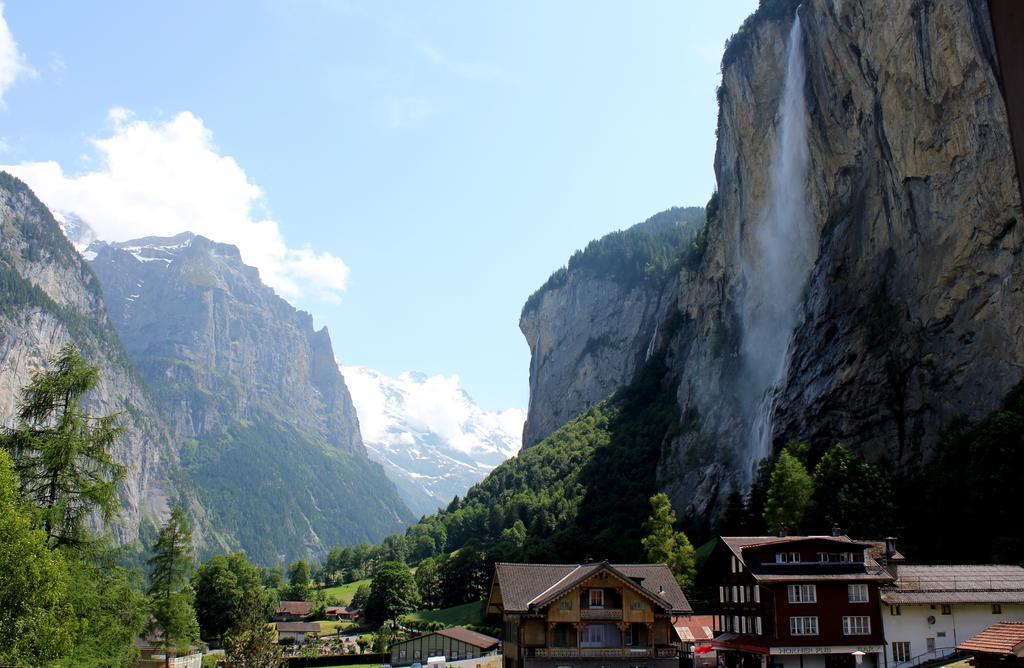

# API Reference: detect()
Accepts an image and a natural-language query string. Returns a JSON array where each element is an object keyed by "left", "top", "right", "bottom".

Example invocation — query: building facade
[
  {"left": 486, "top": 562, "right": 692, "bottom": 668},
  {"left": 390, "top": 627, "right": 501, "bottom": 666},
  {"left": 880, "top": 565, "right": 1024, "bottom": 667},
  {"left": 710, "top": 536, "right": 900, "bottom": 668}
]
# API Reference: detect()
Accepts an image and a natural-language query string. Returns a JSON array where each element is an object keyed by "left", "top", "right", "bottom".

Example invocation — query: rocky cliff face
[
  {"left": 522, "top": 0, "right": 1024, "bottom": 519},
  {"left": 86, "top": 232, "right": 413, "bottom": 562},
  {"left": 519, "top": 207, "right": 703, "bottom": 447},
  {"left": 0, "top": 173, "right": 179, "bottom": 543},
  {"left": 88, "top": 233, "right": 364, "bottom": 455}
]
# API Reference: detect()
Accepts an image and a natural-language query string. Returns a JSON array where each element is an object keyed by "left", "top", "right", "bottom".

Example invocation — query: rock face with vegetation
[
  {"left": 521, "top": 0, "right": 1023, "bottom": 519},
  {"left": 86, "top": 232, "right": 414, "bottom": 562},
  {"left": 0, "top": 173, "right": 180, "bottom": 544},
  {"left": 519, "top": 207, "right": 703, "bottom": 447}
]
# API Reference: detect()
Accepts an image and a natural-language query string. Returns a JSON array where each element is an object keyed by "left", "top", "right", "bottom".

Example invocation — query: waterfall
[{"left": 739, "top": 11, "right": 815, "bottom": 481}]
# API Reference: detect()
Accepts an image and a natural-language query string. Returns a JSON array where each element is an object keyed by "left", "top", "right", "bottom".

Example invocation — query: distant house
[
  {"left": 276, "top": 621, "right": 321, "bottom": 645},
  {"left": 274, "top": 600, "right": 313, "bottom": 622},
  {"left": 390, "top": 627, "right": 500, "bottom": 666},
  {"left": 957, "top": 622, "right": 1024, "bottom": 668},
  {"left": 487, "top": 561, "right": 691, "bottom": 668},
  {"left": 326, "top": 605, "right": 362, "bottom": 621},
  {"left": 880, "top": 565, "right": 1024, "bottom": 667}
]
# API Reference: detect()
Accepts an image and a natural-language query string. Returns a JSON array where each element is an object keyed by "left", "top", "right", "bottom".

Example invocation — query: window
[
  {"left": 790, "top": 616, "right": 818, "bottom": 636},
  {"left": 776, "top": 552, "right": 801, "bottom": 563},
  {"left": 890, "top": 605, "right": 902, "bottom": 616},
  {"left": 739, "top": 587, "right": 746, "bottom": 603},
  {"left": 559, "top": 600, "right": 573, "bottom": 610},
  {"left": 553, "top": 626, "right": 568, "bottom": 647},
  {"left": 843, "top": 616, "right": 871, "bottom": 635},
  {"left": 731, "top": 556, "right": 738, "bottom": 573},
  {"left": 590, "top": 589, "right": 604, "bottom": 608},
  {"left": 892, "top": 642, "right": 911, "bottom": 662},
  {"left": 630, "top": 601, "right": 644, "bottom": 611},
  {"left": 993, "top": 604, "right": 1003, "bottom": 614},
  {"left": 626, "top": 624, "right": 641, "bottom": 646},
  {"left": 788, "top": 584, "right": 817, "bottom": 603},
  {"left": 941, "top": 605, "right": 952, "bottom": 615},
  {"left": 755, "top": 617, "right": 763, "bottom": 635},
  {"left": 733, "top": 586, "right": 739, "bottom": 602},
  {"left": 848, "top": 584, "right": 869, "bottom": 603},
  {"left": 414, "top": 650, "right": 422, "bottom": 659},
  {"left": 582, "top": 624, "right": 615, "bottom": 648},
  {"left": 719, "top": 586, "right": 726, "bottom": 603},
  {"left": 452, "top": 652, "right": 460, "bottom": 660},
  {"left": 400, "top": 651, "right": 407, "bottom": 660},
  {"left": 733, "top": 616, "right": 740, "bottom": 633},
  {"left": 753, "top": 586, "right": 761, "bottom": 603}
]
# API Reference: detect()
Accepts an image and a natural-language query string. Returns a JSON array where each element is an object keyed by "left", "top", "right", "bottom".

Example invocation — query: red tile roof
[
  {"left": 674, "top": 616, "right": 716, "bottom": 643},
  {"left": 958, "top": 622, "right": 1024, "bottom": 656},
  {"left": 276, "top": 600, "right": 313, "bottom": 616}
]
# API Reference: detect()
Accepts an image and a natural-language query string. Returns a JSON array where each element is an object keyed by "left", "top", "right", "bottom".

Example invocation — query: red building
[{"left": 708, "top": 535, "right": 902, "bottom": 668}]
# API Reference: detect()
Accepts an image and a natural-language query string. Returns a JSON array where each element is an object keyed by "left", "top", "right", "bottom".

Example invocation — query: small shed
[
  {"left": 276, "top": 621, "right": 321, "bottom": 645},
  {"left": 390, "top": 628, "right": 500, "bottom": 667}
]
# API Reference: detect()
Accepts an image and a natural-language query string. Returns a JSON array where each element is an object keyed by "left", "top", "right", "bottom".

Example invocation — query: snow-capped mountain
[
  {"left": 53, "top": 211, "right": 97, "bottom": 252},
  {"left": 342, "top": 365, "right": 525, "bottom": 517}
]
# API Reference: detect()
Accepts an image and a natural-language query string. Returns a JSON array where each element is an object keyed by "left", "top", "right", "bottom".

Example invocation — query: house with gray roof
[
  {"left": 880, "top": 564, "right": 1024, "bottom": 668},
  {"left": 486, "top": 561, "right": 692, "bottom": 668}
]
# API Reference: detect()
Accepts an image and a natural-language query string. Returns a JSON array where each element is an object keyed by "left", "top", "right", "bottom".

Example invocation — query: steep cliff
[
  {"left": 0, "top": 172, "right": 180, "bottom": 543},
  {"left": 87, "top": 233, "right": 414, "bottom": 562},
  {"left": 522, "top": 0, "right": 1024, "bottom": 520},
  {"left": 519, "top": 207, "right": 703, "bottom": 447}
]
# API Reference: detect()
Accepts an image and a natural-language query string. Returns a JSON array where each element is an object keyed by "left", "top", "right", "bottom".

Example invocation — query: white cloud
[
  {"left": 2, "top": 109, "right": 349, "bottom": 302},
  {"left": 0, "top": 2, "right": 31, "bottom": 106}
]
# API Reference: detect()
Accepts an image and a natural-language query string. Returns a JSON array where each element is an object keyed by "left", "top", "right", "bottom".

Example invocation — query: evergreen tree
[
  {"left": 147, "top": 507, "right": 199, "bottom": 667},
  {"left": 641, "top": 493, "right": 696, "bottom": 590},
  {"left": 365, "top": 561, "right": 420, "bottom": 625},
  {"left": 763, "top": 448, "right": 814, "bottom": 533},
  {"left": 223, "top": 595, "right": 283, "bottom": 668},
  {"left": 0, "top": 451, "right": 76, "bottom": 665},
  {"left": 809, "top": 444, "right": 894, "bottom": 537},
  {"left": 284, "top": 559, "right": 312, "bottom": 601},
  {"left": 1, "top": 344, "right": 125, "bottom": 548}
]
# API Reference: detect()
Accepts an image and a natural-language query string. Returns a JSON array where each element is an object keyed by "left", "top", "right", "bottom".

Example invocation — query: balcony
[
  {"left": 580, "top": 608, "right": 623, "bottom": 620},
  {"left": 528, "top": 646, "right": 679, "bottom": 659}
]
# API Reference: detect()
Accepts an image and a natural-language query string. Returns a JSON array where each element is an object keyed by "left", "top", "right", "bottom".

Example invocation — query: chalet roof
[
  {"left": 276, "top": 600, "right": 313, "bottom": 616},
  {"left": 719, "top": 536, "right": 896, "bottom": 583},
  {"left": 276, "top": 622, "right": 321, "bottom": 633},
  {"left": 673, "top": 616, "right": 715, "bottom": 643},
  {"left": 958, "top": 622, "right": 1024, "bottom": 656},
  {"left": 493, "top": 562, "right": 692, "bottom": 614},
  {"left": 882, "top": 566, "right": 1024, "bottom": 604},
  {"left": 436, "top": 627, "right": 501, "bottom": 650}
]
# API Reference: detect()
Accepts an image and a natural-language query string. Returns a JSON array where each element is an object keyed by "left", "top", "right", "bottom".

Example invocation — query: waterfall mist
[{"left": 739, "top": 12, "right": 815, "bottom": 480}]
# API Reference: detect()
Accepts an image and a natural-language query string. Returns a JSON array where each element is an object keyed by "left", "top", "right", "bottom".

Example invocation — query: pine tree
[
  {"left": 763, "top": 448, "right": 814, "bottom": 533},
  {"left": 641, "top": 493, "right": 696, "bottom": 590},
  {"left": 223, "top": 594, "right": 282, "bottom": 668},
  {"left": 1, "top": 344, "right": 125, "bottom": 548},
  {"left": 147, "top": 507, "right": 199, "bottom": 668}
]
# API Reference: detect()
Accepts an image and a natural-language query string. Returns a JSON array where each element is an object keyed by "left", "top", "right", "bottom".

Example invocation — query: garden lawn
[
  {"left": 405, "top": 601, "right": 485, "bottom": 627},
  {"left": 320, "top": 578, "right": 372, "bottom": 605}
]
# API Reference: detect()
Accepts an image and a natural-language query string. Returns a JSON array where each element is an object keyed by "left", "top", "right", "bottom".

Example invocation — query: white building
[{"left": 880, "top": 565, "right": 1024, "bottom": 668}]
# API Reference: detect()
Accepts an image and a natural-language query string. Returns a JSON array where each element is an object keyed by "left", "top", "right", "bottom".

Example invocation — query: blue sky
[{"left": 0, "top": 1, "right": 757, "bottom": 412}]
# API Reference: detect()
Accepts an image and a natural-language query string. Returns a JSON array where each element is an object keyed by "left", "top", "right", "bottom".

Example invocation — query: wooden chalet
[{"left": 487, "top": 561, "right": 693, "bottom": 668}]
